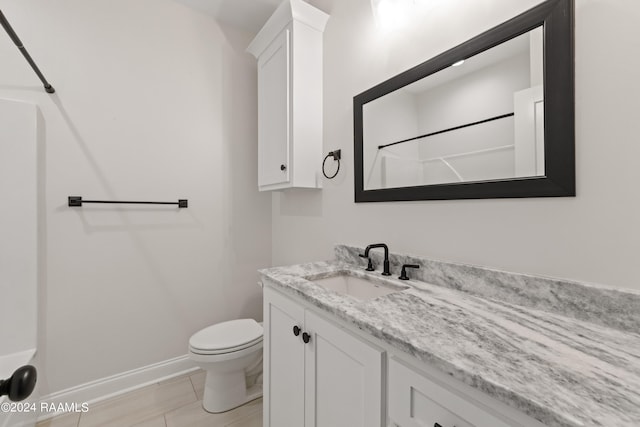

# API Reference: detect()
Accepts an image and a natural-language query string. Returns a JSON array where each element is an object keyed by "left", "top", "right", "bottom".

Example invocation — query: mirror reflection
[{"left": 363, "top": 27, "right": 544, "bottom": 190}]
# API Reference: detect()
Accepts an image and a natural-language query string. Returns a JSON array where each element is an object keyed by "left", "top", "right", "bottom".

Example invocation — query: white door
[
  {"left": 257, "top": 29, "right": 291, "bottom": 188},
  {"left": 263, "top": 288, "right": 305, "bottom": 427},
  {"left": 304, "top": 310, "right": 384, "bottom": 427}
]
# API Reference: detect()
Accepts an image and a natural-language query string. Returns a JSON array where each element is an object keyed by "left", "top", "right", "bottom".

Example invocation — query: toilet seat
[
  {"left": 190, "top": 337, "right": 263, "bottom": 355},
  {"left": 189, "top": 319, "right": 263, "bottom": 355}
]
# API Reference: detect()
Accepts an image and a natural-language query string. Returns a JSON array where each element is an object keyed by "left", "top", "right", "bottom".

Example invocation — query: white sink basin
[{"left": 311, "top": 273, "right": 408, "bottom": 301}]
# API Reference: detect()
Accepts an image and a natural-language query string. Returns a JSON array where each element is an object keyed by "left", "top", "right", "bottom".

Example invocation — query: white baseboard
[{"left": 38, "top": 354, "right": 197, "bottom": 421}]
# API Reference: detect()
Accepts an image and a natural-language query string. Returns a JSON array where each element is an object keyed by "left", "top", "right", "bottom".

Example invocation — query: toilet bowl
[{"left": 189, "top": 318, "right": 263, "bottom": 413}]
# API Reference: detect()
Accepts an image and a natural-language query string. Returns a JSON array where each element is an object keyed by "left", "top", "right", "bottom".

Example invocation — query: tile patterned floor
[{"left": 36, "top": 371, "right": 263, "bottom": 427}]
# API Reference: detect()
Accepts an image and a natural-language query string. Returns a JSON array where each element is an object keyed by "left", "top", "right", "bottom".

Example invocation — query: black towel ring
[{"left": 322, "top": 149, "right": 341, "bottom": 180}]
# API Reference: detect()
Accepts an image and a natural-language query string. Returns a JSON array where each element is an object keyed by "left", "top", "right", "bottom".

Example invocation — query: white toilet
[{"left": 189, "top": 318, "right": 263, "bottom": 413}]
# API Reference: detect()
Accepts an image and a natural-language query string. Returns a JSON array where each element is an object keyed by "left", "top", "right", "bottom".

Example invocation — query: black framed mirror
[{"left": 354, "top": 0, "right": 574, "bottom": 202}]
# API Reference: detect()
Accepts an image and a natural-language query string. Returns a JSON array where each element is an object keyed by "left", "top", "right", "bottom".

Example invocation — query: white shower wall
[
  {"left": 0, "top": 98, "right": 39, "bottom": 427},
  {"left": 0, "top": 98, "right": 38, "bottom": 358}
]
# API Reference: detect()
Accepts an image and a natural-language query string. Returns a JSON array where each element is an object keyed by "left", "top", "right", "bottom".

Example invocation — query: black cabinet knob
[
  {"left": 434, "top": 423, "right": 442, "bottom": 427},
  {"left": 293, "top": 325, "right": 301, "bottom": 336},
  {"left": 280, "top": 164, "right": 287, "bottom": 171},
  {"left": 0, "top": 365, "right": 37, "bottom": 402},
  {"left": 302, "top": 332, "right": 311, "bottom": 343}
]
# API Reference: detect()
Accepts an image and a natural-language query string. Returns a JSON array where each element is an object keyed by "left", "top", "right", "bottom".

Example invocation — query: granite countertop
[{"left": 259, "top": 259, "right": 640, "bottom": 427}]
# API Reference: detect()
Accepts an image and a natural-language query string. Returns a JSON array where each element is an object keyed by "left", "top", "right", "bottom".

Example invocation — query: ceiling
[{"left": 174, "top": 0, "right": 284, "bottom": 33}]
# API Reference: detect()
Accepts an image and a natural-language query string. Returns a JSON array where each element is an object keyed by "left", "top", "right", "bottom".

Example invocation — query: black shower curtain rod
[{"left": 0, "top": 9, "right": 55, "bottom": 93}]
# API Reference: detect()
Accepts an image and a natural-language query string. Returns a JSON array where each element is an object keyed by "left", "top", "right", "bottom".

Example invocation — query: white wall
[
  {"left": 0, "top": 0, "right": 271, "bottom": 394},
  {"left": 271, "top": 0, "right": 640, "bottom": 292}
]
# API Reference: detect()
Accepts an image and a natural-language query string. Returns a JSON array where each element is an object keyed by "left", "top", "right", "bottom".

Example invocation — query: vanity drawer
[{"left": 388, "top": 358, "right": 512, "bottom": 427}]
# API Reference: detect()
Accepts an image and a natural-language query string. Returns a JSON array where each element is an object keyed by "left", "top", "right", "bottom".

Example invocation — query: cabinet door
[
  {"left": 257, "top": 28, "right": 290, "bottom": 188},
  {"left": 264, "top": 288, "right": 305, "bottom": 427},
  {"left": 388, "top": 358, "right": 512, "bottom": 427},
  {"left": 304, "top": 310, "right": 384, "bottom": 427}
]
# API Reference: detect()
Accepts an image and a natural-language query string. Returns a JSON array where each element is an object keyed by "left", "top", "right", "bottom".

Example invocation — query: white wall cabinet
[
  {"left": 263, "top": 287, "right": 384, "bottom": 427},
  {"left": 247, "top": 0, "right": 328, "bottom": 191}
]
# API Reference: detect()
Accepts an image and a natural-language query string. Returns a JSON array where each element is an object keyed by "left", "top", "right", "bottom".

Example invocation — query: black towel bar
[{"left": 68, "top": 196, "right": 187, "bottom": 208}]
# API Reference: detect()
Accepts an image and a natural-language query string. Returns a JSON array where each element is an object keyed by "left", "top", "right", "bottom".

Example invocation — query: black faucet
[
  {"left": 358, "top": 253, "right": 375, "bottom": 271},
  {"left": 361, "top": 243, "right": 391, "bottom": 276}
]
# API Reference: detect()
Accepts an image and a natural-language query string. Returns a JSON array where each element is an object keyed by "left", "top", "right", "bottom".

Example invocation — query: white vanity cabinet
[
  {"left": 262, "top": 280, "right": 547, "bottom": 427},
  {"left": 263, "top": 287, "right": 384, "bottom": 427},
  {"left": 388, "top": 358, "right": 515, "bottom": 427},
  {"left": 247, "top": 0, "right": 328, "bottom": 191}
]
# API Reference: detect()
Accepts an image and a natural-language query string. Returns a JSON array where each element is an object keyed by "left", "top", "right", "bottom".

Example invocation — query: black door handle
[
  {"left": 434, "top": 423, "right": 442, "bottom": 427},
  {"left": 280, "top": 164, "right": 287, "bottom": 171},
  {"left": 0, "top": 365, "right": 37, "bottom": 402},
  {"left": 293, "top": 325, "right": 301, "bottom": 336},
  {"left": 302, "top": 332, "right": 311, "bottom": 343}
]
